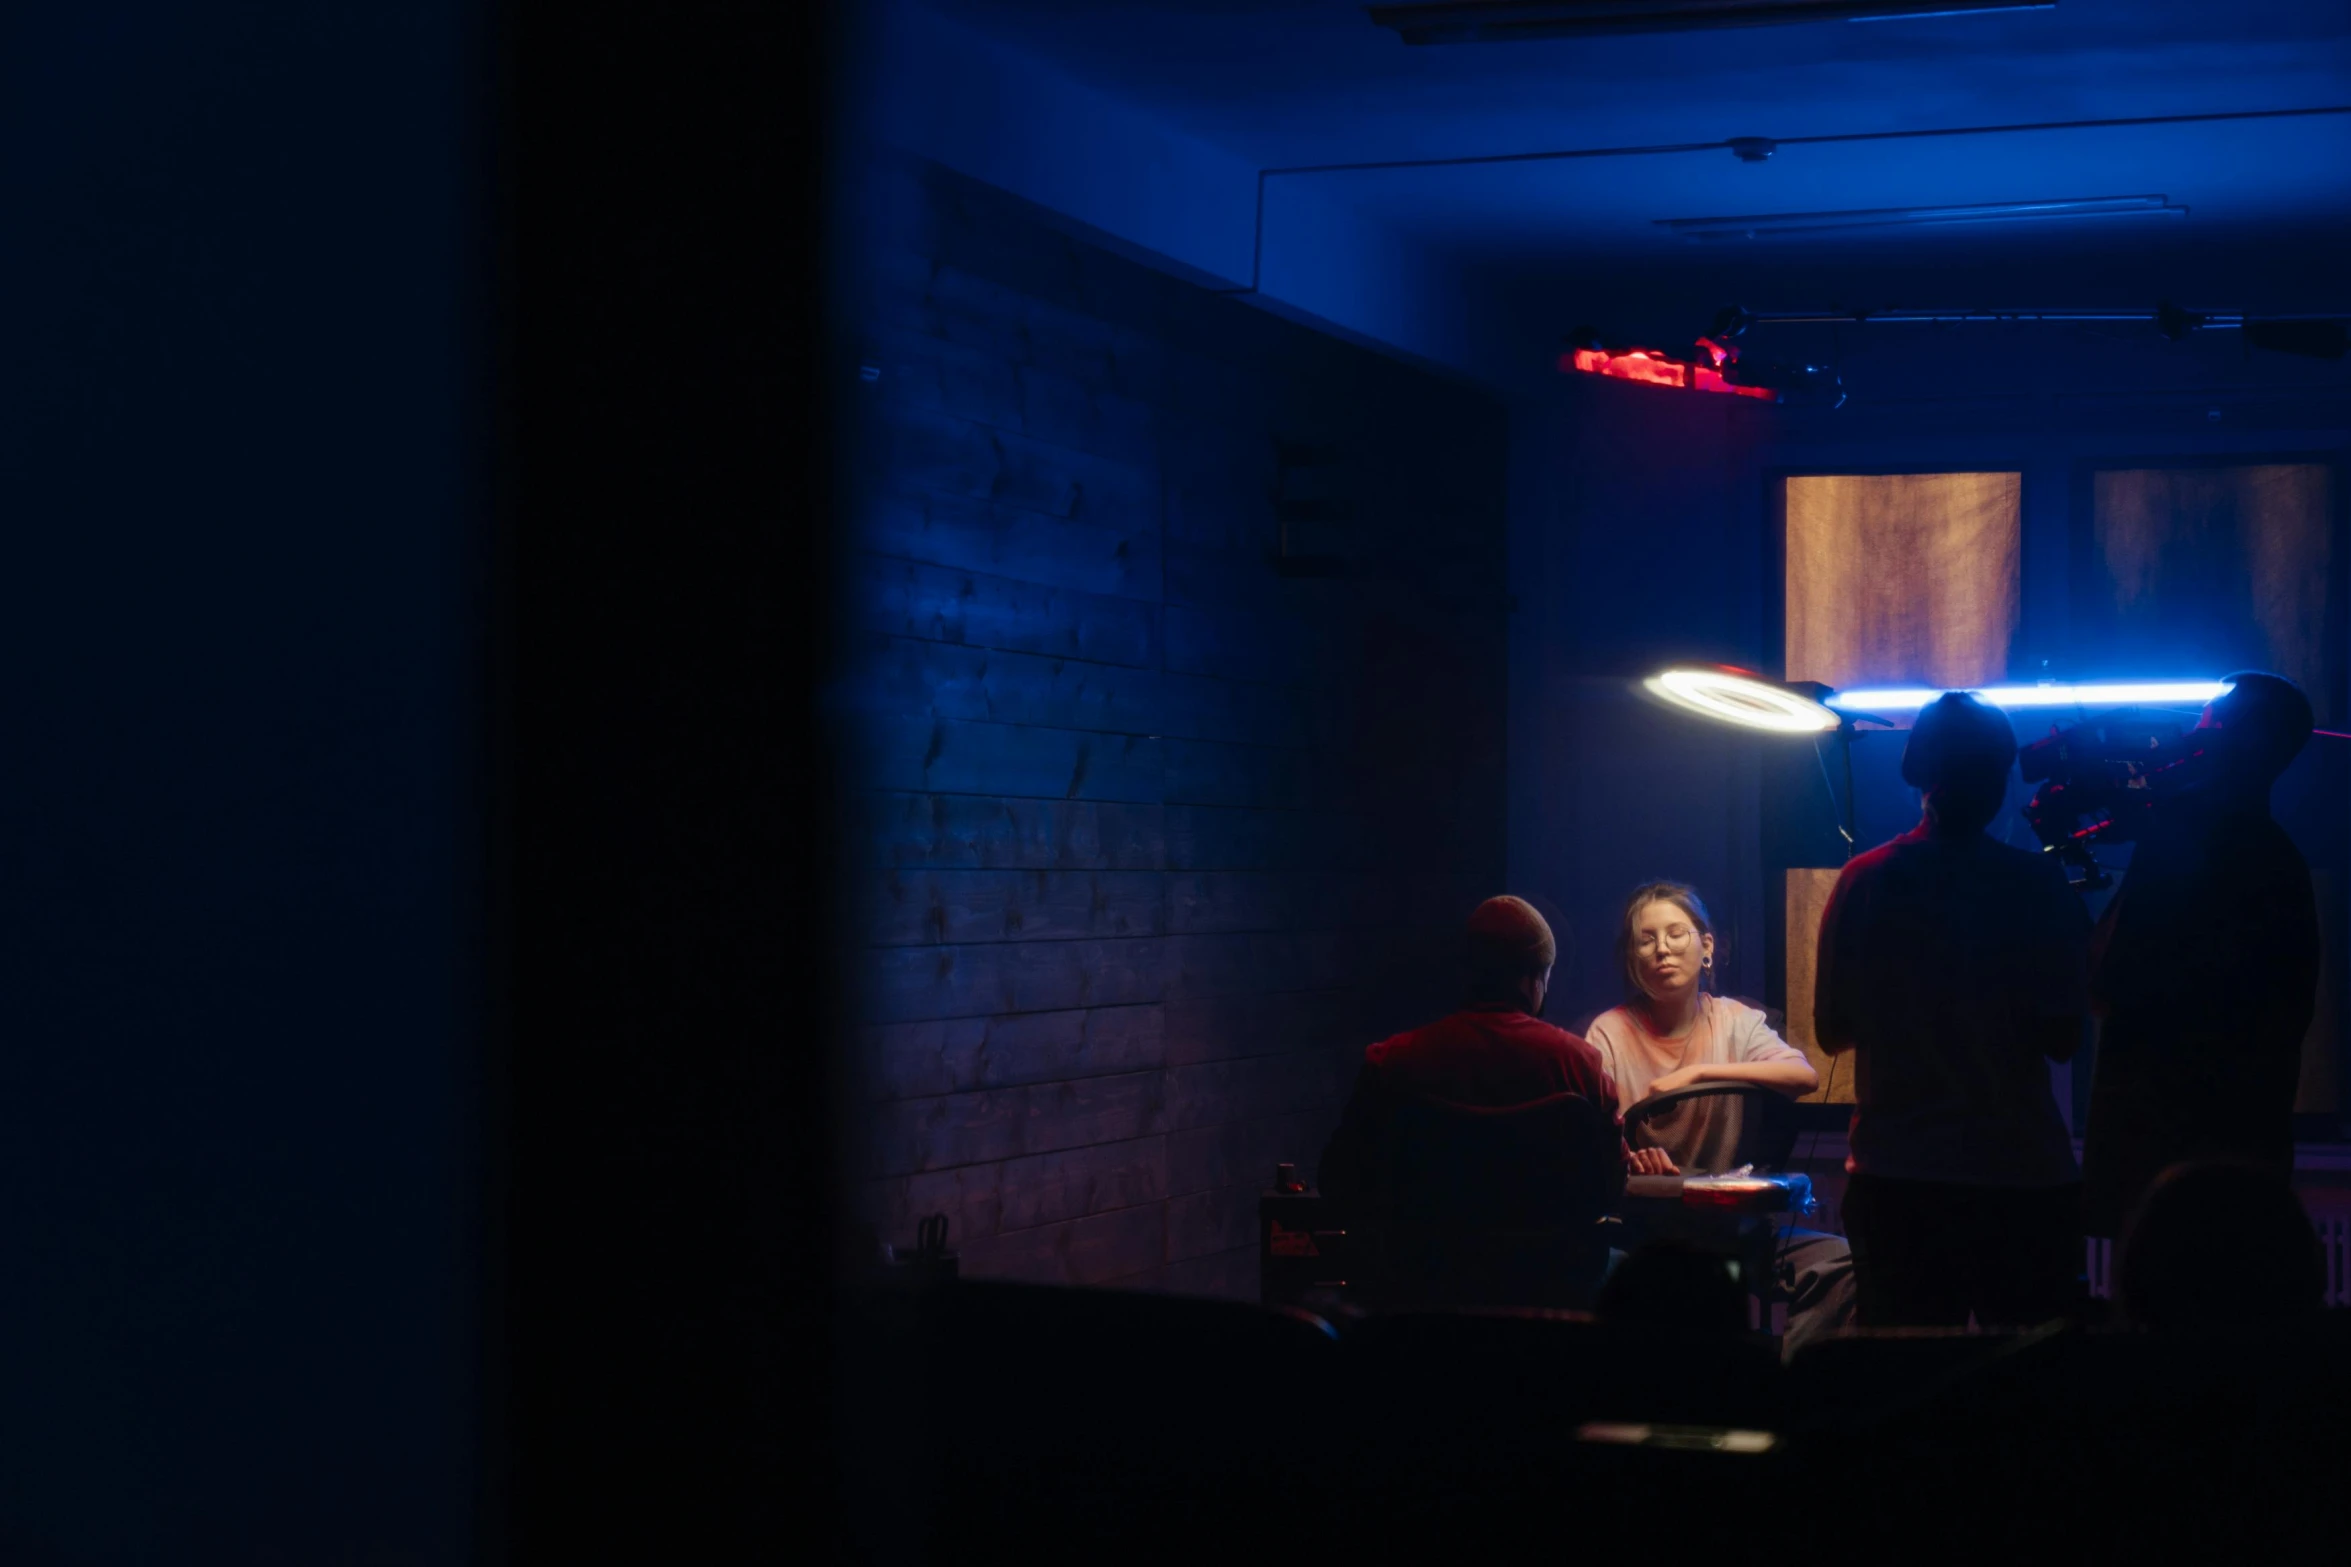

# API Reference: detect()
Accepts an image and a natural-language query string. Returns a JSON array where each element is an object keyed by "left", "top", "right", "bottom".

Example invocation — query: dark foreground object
[{"left": 840, "top": 1278, "right": 2351, "bottom": 1562}]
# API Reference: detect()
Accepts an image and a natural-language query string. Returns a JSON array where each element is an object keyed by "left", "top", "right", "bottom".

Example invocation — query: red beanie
[{"left": 1466, "top": 896, "right": 1557, "bottom": 980}]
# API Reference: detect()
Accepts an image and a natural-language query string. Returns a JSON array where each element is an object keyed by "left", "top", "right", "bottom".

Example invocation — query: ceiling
[{"left": 920, "top": 0, "right": 2351, "bottom": 309}]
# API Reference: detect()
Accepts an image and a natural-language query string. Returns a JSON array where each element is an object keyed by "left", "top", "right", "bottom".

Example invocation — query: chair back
[
  {"left": 1386, "top": 1090, "right": 1622, "bottom": 1231},
  {"left": 1622, "top": 1082, "right": 1802, "bottom": 1174},
  {"left": 1375, "top": 1092, "right": 1621, "bottom": 1309}
]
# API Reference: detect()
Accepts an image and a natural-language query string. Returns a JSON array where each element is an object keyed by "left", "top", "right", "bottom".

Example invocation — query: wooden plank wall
[{"left": 838, "top": 157, "right": 1509, "bottom": 1299}]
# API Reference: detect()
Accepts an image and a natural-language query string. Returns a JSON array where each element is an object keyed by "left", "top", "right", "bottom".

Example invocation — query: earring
[{"left": 1702, "top": 956, "right": 1713, "bottom": 969}]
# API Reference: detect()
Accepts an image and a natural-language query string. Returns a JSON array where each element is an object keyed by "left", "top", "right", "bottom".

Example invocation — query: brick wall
[{"left": 837, "top": 157, "right": 1509, "bottom": 1298}]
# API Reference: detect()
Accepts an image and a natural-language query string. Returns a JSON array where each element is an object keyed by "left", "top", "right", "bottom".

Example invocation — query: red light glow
[
  {"left": 1693, "top": 366, "right": 1777, "bottom": 401},
  {"left": 1562, "top": 345, "right": 1779, "bottom": 401}
]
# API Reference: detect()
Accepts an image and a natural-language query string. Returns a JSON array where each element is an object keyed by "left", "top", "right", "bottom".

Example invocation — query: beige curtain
[
  {"left": 1785, "top": 472, "right": 2022, "bottom": 706},
  {"left": 2092, "top": 465, "right": 2336, "bottom": 721}
]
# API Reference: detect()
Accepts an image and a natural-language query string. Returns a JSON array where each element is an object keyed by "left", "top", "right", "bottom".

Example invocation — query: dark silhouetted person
[
  {"left": 1319, "top": 896, "right": 1673, "bottom": 1206},
  {"left": 2116, "top": 1159, "right": 2326, "bottom": 1332},
  {"left": 2082, "top": 672, "right": 2320, "bottom": 1239},
  {"left": 1591, "top": 1239, "right": 1782, "bottom": 1430},
  {"left": 1815, "top": 692, "right": 2091, "bottom": 1328}
]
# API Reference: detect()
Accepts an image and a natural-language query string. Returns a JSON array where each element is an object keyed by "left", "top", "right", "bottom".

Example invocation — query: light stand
[{"left": 1833, "top": 716, "right": 1859, "bottom": 862}]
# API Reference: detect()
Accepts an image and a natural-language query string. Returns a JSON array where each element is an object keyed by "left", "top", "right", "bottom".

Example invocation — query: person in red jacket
[{"left": 1319, "top": 896, "right": 1674, "bottom": 1205}]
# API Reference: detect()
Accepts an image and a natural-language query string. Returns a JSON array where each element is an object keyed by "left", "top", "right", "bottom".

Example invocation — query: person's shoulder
[
  {"left": 1367, "top": 1009, "right": 1485, "bottom": 1065},
  {"left": 1959, "top": 835, "right": 2080, "bottom": 907},
  {"left": 1362, "top": 1022, "right": 1427, "bottom": 1066},
  {"left": 1841, "top": 836, "right": 1908, "bottom": 878},
  {"left": 2243, "top": 812, "right": 2311, "bottom": 866},
  {"left": 1524, "top": 1015, "right": 1591, "bottom": 1048},
  {"left": 1707, "top": 993, "right": 1794, "bottom": 1045},
  {"left": 1981, "top": 835, "right": 2061, "bottom": 878},
  {"left": 1581, "top": 1005, "right": 1633, "bottom": 1044},
  {"left": 1710, "top": 994, "right": 1803, "bottom": 1059},
  {"left": 1706, "top": 993, "right": 1768, "bottom": 1030},
  {"left": 2228, "top": 815, "right": 2317, "bottom": 905},
  {"left": 1523, "top": 1016, "right": 1604, "bottom": 1063},
  {"left": 1823, "top": 839, "right": 1900, "bottom": 908}
]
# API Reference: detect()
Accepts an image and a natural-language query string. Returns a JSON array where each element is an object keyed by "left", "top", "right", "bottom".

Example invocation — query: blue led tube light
[{"left": 1827, "top": 680, "right": 2231, "bottom": 712}]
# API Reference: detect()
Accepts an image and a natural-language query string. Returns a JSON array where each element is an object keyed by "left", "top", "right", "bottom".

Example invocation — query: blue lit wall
[{"left": 833, "top": 154, "right": 1512, "bottom": 1295}]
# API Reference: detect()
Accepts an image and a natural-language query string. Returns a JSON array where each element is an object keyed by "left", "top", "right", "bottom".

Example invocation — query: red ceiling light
[
  {"left": 1561, "top": 345, "right": 1778, "bottom": 400},
  {"left": 1561, "top": 313, "right": 1843, "bottom": 407}
]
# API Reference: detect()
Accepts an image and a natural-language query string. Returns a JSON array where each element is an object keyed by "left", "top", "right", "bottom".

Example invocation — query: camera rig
[{"left": 2019, "top": 709, "right": 2210, "bottom": 891}]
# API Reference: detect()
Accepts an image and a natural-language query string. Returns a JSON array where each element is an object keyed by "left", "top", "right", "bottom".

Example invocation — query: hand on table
[{"left": 1625, "top": 1146, "right": 1680, "bottom": 1176}]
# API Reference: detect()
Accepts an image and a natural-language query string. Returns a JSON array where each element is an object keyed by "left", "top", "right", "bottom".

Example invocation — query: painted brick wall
[{"left": 838, "top": 157, "right": 1509, "bottom": 1298}]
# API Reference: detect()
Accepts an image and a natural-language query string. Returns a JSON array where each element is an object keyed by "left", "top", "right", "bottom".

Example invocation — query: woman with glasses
[
  {"left": 1586, "top": 882, "right": 1854, "bottom": 1356},
  {"left": 1584, "top": 882, "right": 1816, "bottom": 1172}
]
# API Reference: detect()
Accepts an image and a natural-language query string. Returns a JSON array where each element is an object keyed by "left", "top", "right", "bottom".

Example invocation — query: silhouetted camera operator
[
  {"left": 1815, "top": 692, "right": 2090, "bottom": 1328},
  {"left": 2081, "top": 672, "right": 2320, "bottom": 1239}
]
